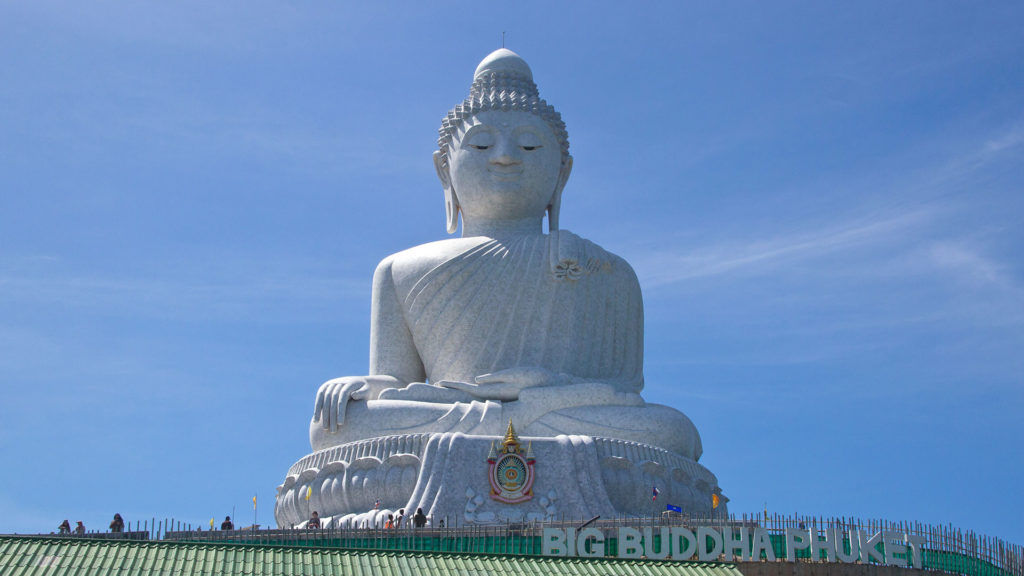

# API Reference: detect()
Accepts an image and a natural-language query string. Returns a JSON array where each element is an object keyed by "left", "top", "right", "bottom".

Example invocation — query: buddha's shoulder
[
  {"left": 555, "top": 231, "right": 639, "bottom": 281},
  {"left": 374, "top": 237, "right": 490, "bottom": 286},
  {"left": 373, "top": 232, "right": 638, "bottom": 287}
]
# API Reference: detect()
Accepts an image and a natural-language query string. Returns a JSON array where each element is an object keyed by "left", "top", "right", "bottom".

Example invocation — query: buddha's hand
[
  {"left": 440, "top": 367, "right": 568, "bottom": 402},
  {"left": 313, "top": 375, "right": 400, "bottom": 432}
]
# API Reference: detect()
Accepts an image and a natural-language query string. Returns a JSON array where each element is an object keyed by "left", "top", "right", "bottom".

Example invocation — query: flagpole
[{"left": 253, "top": 493, "right": 257, "bottom": 529}]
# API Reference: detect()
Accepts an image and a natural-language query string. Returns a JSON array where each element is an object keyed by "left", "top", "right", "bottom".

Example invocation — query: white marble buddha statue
[{"left": 308, "top": 49, "right": 702, "bottom": 462}]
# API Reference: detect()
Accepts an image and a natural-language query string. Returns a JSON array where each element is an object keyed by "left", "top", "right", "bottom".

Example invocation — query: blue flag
[{"left": 666, "top": 504, "right": 682, "bottom": 513}]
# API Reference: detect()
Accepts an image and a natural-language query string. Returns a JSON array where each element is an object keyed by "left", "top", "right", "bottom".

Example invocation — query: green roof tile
[{"left": 1, "top": 536, "right": 744, "bottom": 576}]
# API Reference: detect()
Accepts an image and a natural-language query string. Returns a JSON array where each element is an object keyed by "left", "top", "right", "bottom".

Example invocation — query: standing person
[
  {"left": 307, "top": 511, "right": 321, "bottom": 529},
  {"left": 109, "top": 513, "right": 124, "bottom": 533},
  {"left": 221, "top": 516, "right": 234, "bottom": 530},
  {"left": 58, "top": 520, "right": 71, "bottom": 535},
  {"left": 413, "top": 508, "right": 427, "bottom": 528},
  {"left": 395, "top": 509, "right": 405, "bottom": 529},
  {"left": 74, "top": 521, "right": 86, "bottom": 535},
  {"left": 384, "top": 514, "right": 394, "bottom": 530}
]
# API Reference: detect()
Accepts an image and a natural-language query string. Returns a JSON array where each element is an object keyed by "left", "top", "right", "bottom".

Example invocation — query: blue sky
[{"left": 2, "top": 2, "right": 1022, "bottom": 544}]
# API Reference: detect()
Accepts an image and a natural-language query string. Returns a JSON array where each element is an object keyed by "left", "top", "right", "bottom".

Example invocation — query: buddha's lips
[{"left": 489, "top": 167, "right": 523, "bottom": 179}]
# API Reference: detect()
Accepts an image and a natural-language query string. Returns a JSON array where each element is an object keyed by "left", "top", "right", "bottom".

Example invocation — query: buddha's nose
[{"left": 490, "top": 139, "right": 521, "bottom": 165}]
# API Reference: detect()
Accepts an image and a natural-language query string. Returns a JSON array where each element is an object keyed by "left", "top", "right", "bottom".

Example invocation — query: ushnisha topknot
[{"left": 437, "top": 49, "right": 570, "bottom": 171}]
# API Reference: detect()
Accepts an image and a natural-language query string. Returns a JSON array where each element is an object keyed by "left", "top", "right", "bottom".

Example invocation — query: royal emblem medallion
[{"left": 487, "top": 421, "right": 536, "bottom": 504}]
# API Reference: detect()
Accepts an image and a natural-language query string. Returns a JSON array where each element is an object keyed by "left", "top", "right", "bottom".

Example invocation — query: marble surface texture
[
  {"left": 276, "top": 433, "right": 726, "bottom": 529},
  {"left": 275, "top": 48, "right": 726, "bottom": 527}
]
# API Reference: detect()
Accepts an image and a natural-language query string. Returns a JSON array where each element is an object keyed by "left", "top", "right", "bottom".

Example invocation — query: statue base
[{"left": 275, "top": 433, "right": 727, "bottom": 528}]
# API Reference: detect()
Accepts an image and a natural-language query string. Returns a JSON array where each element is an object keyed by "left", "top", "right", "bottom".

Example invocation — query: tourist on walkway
[
  {"left": 74, "top": 521, "right": 86, "bottom": 535},
  {"left": 109, "top": 513, "right": 124, "bottom": 533},
  {"left": 413, "top": 508, "right": 427, "bottom": 528},
  {"left": 58, "top": 520, "right": 71, "bottom": 535},
  {"left": 307, "top": 511, "right": 321, "bottom": 529},
  {"left": 221, "top": 516, "right": 234, "bottom": 530}
]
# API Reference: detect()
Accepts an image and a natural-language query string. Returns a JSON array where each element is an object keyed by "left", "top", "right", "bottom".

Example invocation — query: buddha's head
[{"left": 435, "top": 49, "right": 573, "bottom": 234}]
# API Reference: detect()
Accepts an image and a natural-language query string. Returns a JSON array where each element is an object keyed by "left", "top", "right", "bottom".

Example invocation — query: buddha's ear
[
  {"left": 547, "top": 155, "right": 573, "bottom": 232},
  {"left": 434, "top": 151, "right": 460, "bottom": 234}
]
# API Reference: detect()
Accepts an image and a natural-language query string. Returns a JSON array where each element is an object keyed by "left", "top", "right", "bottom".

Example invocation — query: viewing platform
[{"left": 3, "top": 514, "right": 1019, "bottom": 576}]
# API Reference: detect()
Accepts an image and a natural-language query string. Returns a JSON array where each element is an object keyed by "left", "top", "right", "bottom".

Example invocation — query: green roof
[{"left": 1, "top": 536, "right": 743, "bottom": 576}]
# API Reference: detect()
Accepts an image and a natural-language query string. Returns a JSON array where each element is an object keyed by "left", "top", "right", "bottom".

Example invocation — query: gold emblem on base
[{"left": 487, "top": 421, "right": 536, "bottom": 504}]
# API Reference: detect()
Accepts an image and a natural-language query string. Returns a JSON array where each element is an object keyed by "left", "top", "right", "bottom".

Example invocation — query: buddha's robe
[
  {"left": 310, "top": 231, "right": 702, "bottom": 460},
  {"left": 405, "top": 231, "right": 642, "bottom": 390}
]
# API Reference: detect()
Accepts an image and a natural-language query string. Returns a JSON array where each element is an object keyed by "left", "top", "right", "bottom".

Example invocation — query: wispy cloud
[
  {"left": 635, "top": 204, "right": 1024, "bottom": 334},
  {"left": 924, "top": 240, "right": 1024, "bottom": 325},
  {"left": 0, "top": 253, "right": 368, "bottom": 324},
  {"left": 633, "top": 207, "right": 936, "bottom": 286},
  {"left": 925, "top": 123, "right": 1024, "bottom": 191},
  {"left": 632, "top": 118, "right": 1024, "bottom": 337},
  {"left": 929, "top": 242, "right": 1004, "bottom": 285}
]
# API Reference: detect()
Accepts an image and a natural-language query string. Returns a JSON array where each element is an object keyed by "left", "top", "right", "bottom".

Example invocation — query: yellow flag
[
  {"left": 209, "top": 518, "right": 214, "bottom": 529},
  {"left": 253, "top": 495, "right": 257, "bottom": 509},
  {"left": 306, "top": 486, "right": 312, "bottom": 501},
  {"left": 712, "top": 493, "right": 720, "bottom": 509}
]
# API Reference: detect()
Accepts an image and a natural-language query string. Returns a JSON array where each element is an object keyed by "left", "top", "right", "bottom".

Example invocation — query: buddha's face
[{"left": 448, "top": 110, "right": 563, "bottom": 223}]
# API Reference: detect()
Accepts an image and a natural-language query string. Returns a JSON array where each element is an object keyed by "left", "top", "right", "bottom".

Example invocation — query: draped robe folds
[
  {"left": 405, "top": 231, "right": 642, "bottom": 390},
  {"left": 309, "top": 231, "right": 703, "bottom": 461}
]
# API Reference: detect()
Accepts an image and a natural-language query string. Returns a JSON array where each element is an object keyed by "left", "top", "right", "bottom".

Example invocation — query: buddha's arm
[
  {"left": 369, "top": 255, "right": 427, "bottom": 383},
  {"left": 312, "top": 256, "right": 426, "bottom": 432}
]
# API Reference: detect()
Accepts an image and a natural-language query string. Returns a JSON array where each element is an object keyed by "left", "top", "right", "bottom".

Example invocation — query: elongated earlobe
[
  {"left": 547, "top": 156, "right": 573, "bottom": 232},
  {"left": 434, "top": 151, "right": 460, "bottom": 234}
]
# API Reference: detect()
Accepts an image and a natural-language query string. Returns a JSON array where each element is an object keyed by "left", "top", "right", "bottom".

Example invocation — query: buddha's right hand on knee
[{"left": 313, "top": 375, "right": 401, "bottom": 432}]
